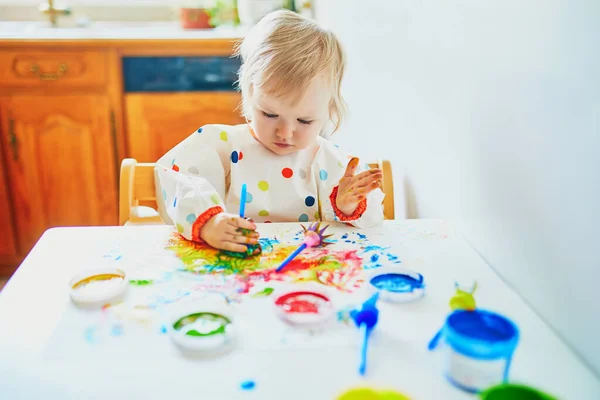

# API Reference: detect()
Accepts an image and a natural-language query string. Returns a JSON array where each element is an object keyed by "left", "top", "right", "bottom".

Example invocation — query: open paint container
[
  {"left": 69, "top": 268, "right": 128, "bottom": 306},
  {"left": 168, "top": 303, "right": 235, "bottom": 355},
  {"left": 366, "top": 267, "right": 425, "bottom": 303},
  {"left": 428, "top": 309, "right": 519, "bottom": 393},
  {"left": 479, "top": 383, "right": 557, "bottom": 400},
  {"left": 273, "top": 286, "right": 335, "bottom": 327}
]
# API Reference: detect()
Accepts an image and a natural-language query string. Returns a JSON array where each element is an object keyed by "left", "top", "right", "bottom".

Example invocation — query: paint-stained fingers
[
  {"left": 355, "top": 181, "right": 381, "bottom": 196},
  {"left": 343, "top": 157, "right": 360, "bottom": 178},
  {"left": 355, "top": 170, "right": 382, "bottom": 186},
  {"left": 227, "top": 216, "right": 257, "bottom": 231},
  {"left": 220, "top": 241, "right": 248, "bottom": 253},
  {"left": 230, "top": 234, "right": 259, "bottom": 245}
]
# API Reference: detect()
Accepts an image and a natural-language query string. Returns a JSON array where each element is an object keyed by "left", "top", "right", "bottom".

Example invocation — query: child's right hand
[{"left": 200, "top": 213, "right": 259, "bottom": 252}]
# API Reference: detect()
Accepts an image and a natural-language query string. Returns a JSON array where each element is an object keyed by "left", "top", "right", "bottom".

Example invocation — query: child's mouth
[{"left": 274, "top": 142, "right": 293, "bottom": 149}]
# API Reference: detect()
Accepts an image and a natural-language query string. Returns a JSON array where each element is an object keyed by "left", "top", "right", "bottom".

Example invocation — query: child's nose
[{"left": 276, "top": 122, "right": 294, "bottom": 140}]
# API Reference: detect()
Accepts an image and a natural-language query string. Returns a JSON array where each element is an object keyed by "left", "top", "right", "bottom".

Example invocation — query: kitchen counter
[{"left": 0, "top": 21, "right": 246, "bottom": 45}]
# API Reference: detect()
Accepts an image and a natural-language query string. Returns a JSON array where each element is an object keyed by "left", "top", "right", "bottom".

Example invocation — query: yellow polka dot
[
  {"left": 258, "top": 210, "right": 269, "bottom": 217},
  {"left": 210, "top": 193, "right": 221, "bottom": 205},
  {"left": 219, "top": 131, "right": 228, "bottom": 141},
  {"left": 176, "top": 223, "right": 184, "bottom": 233},
  {"left": 258, "top": 181, "right": 269, "bottom": 191}
]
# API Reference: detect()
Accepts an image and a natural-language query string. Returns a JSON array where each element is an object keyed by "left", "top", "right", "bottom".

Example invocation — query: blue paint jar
[{"left": 429, "top": 309, "right": 519, "bottom": 393}]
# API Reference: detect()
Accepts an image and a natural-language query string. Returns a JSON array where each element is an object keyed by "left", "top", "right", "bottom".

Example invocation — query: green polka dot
[
  {"left": 210, "top": 193, "right": 221, "bottom": 205},
  {"left": 258, "top": 210, "right": 269, "bottom": 217},
  {"left": 176, "top": 223, "right": 184, "bottom": 233},
  {"left": 220, "top": 131, "right": 228, "bottom": 141},
  {"left": 258, "top": 181, "right": 269, "bottom": 191}
]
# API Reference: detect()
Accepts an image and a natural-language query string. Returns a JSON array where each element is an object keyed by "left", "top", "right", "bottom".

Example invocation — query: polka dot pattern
[
  {"left": 162, "top": 189, "right": 167, "bottom": 201},
  {"left": 186, "top": 213, "right": 196, "bottom": 224},
  {"left": 173, "top": 197, "right": 177, "bottom": 207},
  {"left": 197, "top": 127, "right": 203, "bottom": 133},
  {"left": 282, "top": 168, "right": 293, "bottom": 178},
  {"left": 220, "top": 131, "right": 228, "bottom": 141},
  {"left": 319, "top": 169, "right": 328, "bottom": 181},
  {"left": 172, "top": 164, "right": 180, "bottom": 172},
  {"left": 210, "top": 193, "right": 221, "bottom": 205},
  {"left": 258, "top": 181, "right": 269, "bottom": 191},
  {"left": 188, "top": 166, "right": 199, "bottom": 174},
  {"left": 245, "top": 192, "right": 253, "bottom": 203},
  {"left": 298, "top": 213, "right": 309, "bottom": 222},
  {"left": 258, "top": 210, "right": 269, "bottom": 217},
  {"left": 176, "top": 223, "right": 184, "bottom": 233},
  {"left": 231, "top": 151, "right": 239, "bottom": 163},
  {"left": 239, "top": 151, "right": 244, "bottom": 160},
  {"left": 305, "top": 196, "right": 315, "bottom": 207}
]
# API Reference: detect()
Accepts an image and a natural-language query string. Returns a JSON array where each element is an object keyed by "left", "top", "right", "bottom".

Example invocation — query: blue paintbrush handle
[
  {"left": 275, "top": 243, "right": 307, "bottom": 272},
  {"left": 239, "top": 184, "right": 247, "bottom": 218},
  {"left": 359, "top": 323, "right": 371, "bottom": 376}
]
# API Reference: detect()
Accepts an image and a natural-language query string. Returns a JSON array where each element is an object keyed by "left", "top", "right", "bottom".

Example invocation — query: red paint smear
[{"left": 275, "top": 291, "right": 330, "bottom": 314}]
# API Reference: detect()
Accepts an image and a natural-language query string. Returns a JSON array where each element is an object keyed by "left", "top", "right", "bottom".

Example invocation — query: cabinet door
[
  {"left": 1, "top": 95, "right": 118, "bottom": 254},
  {"left": 0, "top": 135, "right": 18, "bottom": 257},
  {"left": 126, "top": 92, "right": 244, "bottom": 162}
]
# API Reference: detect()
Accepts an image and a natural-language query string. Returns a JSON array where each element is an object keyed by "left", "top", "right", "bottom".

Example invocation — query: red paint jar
[{"left": 179, "top": 8, "right": 212, "bottom": 29}]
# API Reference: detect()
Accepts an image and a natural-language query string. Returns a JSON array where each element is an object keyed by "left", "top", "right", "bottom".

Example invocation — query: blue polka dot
[
  {"left": 186, "top": 213, "right": 196, "bottom": 224},
  {"left": 173, "top": 197, "right": 177, "bottom": 207},
  {"left": 162, "top": 189, "right": 167, "bottom": 201},
  {"left": 319, "top": 169, "right": 328, "bottom": 181},
  {"left": 305, "top": 196, "right": 315, "bottom": 207},
  {"left": 246, "top": 192, "right": 253, "bottom": 203},
  {"left": 171, "top": 158, "right": 175, "bottom": 166},
  {"left": 197, "top": 127, "right": 203, "bottom": 133},
  {"left": 299, "top": 213, "right": 309, "bottom": 222},
  {"left": 231, "top": 151, "right": 239, "bottom": 163}
]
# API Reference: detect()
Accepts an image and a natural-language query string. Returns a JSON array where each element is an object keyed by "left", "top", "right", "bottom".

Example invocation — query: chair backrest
[{"left": 119, "top": 158, "right": 395, "bottom": 225}]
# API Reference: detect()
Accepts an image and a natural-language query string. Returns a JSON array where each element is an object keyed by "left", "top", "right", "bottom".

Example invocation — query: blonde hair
[{"left": 234, "top": 10, "right": 347, "bottom": 133}]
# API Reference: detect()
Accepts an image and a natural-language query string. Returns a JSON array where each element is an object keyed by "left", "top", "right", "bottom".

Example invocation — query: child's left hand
[{"left": 336, "top": 157, "right": 383, "bottom": 216}]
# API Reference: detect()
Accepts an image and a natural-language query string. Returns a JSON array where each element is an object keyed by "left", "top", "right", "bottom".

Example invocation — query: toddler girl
[{"left": 155, "top": 10, "right": 384, "bottom": 253}]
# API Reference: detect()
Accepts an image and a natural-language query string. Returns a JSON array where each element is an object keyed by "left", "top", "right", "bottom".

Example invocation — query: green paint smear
[
  {"left": 129, "top": 279, "right": 153, "bottom": 286},
  {"left": 251, "top": 287, "right": 274, "bottom": 297},
  {"left": 173, "top": 312, "right": 230, "bottom": 337}
]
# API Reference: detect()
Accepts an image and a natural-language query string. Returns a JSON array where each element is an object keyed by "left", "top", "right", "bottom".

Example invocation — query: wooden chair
[{"left": 119, "top": 158, "right": 395, "bottom": 225}]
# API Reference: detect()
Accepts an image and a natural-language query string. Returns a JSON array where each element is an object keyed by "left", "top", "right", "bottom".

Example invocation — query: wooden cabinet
[
  {"left": 126, "top": 92, "right": 244, "bottom": 162},
  {"left": 0, "top": 95, "right": 118, "bottom": 254}
]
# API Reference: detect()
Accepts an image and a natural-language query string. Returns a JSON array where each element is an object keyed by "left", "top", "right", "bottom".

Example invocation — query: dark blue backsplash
[{"left": 123, "top": 56, "right": 241, "bottom": 92}]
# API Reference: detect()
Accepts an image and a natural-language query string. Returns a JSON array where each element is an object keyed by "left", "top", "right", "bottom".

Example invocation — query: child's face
[{"left": 249, "top": 75, "right": 331, "bottom": 155}]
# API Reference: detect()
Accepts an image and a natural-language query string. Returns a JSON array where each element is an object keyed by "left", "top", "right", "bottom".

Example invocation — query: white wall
[{"left": 317, "top": 0, "right": 600, "bottom": 376}]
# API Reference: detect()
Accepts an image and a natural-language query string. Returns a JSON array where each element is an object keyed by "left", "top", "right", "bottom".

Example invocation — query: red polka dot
[
  {"left": 282, "top": 168, "right": 293, "bottom": 178},
  {"left": 172, "top": 164, "right": 180, "bottom": 172},
  {"left": 239, "top": 151, "right": 244, "bottom": 160}
]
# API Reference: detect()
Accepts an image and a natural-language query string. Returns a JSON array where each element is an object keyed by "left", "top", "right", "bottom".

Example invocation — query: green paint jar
[{"left": 479, "top": 383, "right": 557, "bottom": 400}]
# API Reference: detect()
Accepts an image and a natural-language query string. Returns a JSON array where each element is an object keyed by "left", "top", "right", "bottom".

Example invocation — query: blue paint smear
[
  {"left": 84, "top": 327, "right": 96, "bottom": 343},
  {"left": 363, "top": 244, "right": 390, "bottom": 253},
  {"left": 160, "top": 325, "right": 168, "bottom": 334},
  {"left": 357, "top": 233, "right": 367, "bottom": 240},
  {"left": 259, "top": 237, "right": 279, "bottom": 252},
  {"left": 341, "top": 234, "right": 349, "bottom": 239},
  {"left": 111, "top": 325, "right": 124, "bottom": 336},
  {"left": 370, "top": 254, "right": 379, "bottom": 263},
  {"left": 240, "top": 380, "right": 256, "bottom": 391},
  {"left": 370, "top": 273, "right": 423, "bottom": 293}
]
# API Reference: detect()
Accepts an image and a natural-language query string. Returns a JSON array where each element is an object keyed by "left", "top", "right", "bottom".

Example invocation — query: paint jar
[
  {"left": 366, "top": 267, "right": 425, "bottom": 303},
  {"left": 428, "top": 309, "right": 519, "bottom": 393},
  {"left": 273, "top": 286, "right": 335, "bottom": 327},
  {"left": 479, "top": 383, "right": 557, "bottom": 400},
  {"left": 69, "top": 268, "right": 128, "bottom": 307}
]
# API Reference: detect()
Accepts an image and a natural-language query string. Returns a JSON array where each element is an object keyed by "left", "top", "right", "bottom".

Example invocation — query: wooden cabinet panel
[
  {"left": 0, "top": 131, "right": 18, "bottom": 257},
  {"left": 126, "top": 92, "right": 244, "bottom": 162},
  {"left": 0, "top": 50, "right": 108, "bottom": 88},
  {"left": 1, "top": 95, "right": 118, "bottom": 254}
]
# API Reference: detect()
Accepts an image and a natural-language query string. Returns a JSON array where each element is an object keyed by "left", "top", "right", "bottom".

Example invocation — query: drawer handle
[{"left": 30, "top": 63, "right": 68, "bottom": 81}]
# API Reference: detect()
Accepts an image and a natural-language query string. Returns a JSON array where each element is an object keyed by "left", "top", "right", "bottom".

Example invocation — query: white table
[{"left": 0, "top": 220, "right": 598, "bottom": 399}]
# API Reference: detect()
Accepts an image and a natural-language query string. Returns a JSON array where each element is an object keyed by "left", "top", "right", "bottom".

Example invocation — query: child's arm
[
  {"left": 155, "top": 125, "right": 253, "bottom": 246},
  {"left": 316, "top": 146, "right": 385, "bottom": 228}
]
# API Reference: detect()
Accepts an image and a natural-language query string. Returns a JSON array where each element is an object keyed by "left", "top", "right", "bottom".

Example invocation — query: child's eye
[
  {"left": 262, "top": 111, "right": 278, "bottom": 119},
  {"left": 298, "top": 119, "right": 313, "bottom": 125}
]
